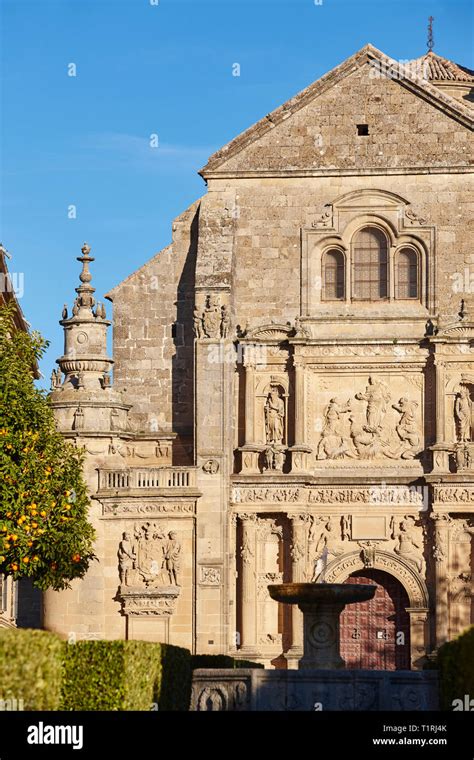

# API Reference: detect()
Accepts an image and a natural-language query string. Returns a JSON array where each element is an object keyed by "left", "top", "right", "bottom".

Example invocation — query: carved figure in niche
[
  {"left": 221, "top": 304, "right": 230, "bottom": 338},
  {"left": 455, "top": 386, "right": 472, "bottom": 443},
  {"left": 394, "top": 516, "right": 425, "bottom": 574},
  {"left": 355, "top": 376, "right": 391, "bottom": 434},
  {"left": 202, "top": 295, "right": 221, "bottom": 339},
  {"left": 193, "top": 306, "right": 203, "bottom": 339},
  {"left": 72, "top": 405, "right": 84, "bottom": 430},
  {"left": 118, "top": 531, "right": 136, "bottom": 585},
  {"left": 391, "top": 397, "right": 420, "bottom": 458},
  {"left": 265, "top": 386, "right": 285, "bottom": 445},
  {"left": 163, "top": 531, "right": 181, "bottom": 585}
]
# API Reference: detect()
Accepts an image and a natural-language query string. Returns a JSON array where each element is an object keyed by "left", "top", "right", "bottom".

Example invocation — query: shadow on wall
[
  {"left": 171, "top": 207, "right": 199, "bottom": 465},
  {"left": 16, "top": 579, "right": 42, "bottom": 629}
]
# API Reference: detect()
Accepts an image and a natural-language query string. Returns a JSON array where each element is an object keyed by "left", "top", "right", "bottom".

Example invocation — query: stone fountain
[
  {"left": 268, "top": 582, "right": 376, "bottom": 670},
  {"left": 190, "top": 579, "right": 439, "bottom": 711}
]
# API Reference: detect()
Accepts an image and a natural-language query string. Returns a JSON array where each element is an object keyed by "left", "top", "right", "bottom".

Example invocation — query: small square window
[{"left": 357, "top": 124, "right": 369, "bottom": 136}]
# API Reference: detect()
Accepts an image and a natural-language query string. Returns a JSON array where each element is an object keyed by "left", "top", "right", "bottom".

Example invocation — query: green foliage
[
  {"left": 61, "top": 640, "right": 192, "bottom": 711},
  {"left": 191, "top": 654, "right": 263, "bottom": 669},
  {"left": 235, "top": 658, "right": 264, "bottom": 669},
  {"left": 158, "top": 643, "right": 193, "bottom": 711},
  {"left": 437, "top": 626, "right": 474, "bottom": 710},
  {"left": 0, "top": 303, "right": 95, "bottom": 590},
  {"left": 0, "top": 628, "right": 64, "bottom": 709}
]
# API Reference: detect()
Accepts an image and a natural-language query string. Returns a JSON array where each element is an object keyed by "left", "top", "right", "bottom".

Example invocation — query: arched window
[
  {"left": 352, "top": 227, "right": 388, "bottom": 300},
  {"left": 322, "top": 249, "right": 345, "bottom": 300},
  {"left": 396, "top": 248, "right": 419, "bottom": 299}
]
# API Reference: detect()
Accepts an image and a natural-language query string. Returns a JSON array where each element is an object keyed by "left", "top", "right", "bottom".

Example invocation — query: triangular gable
[{"left": 200, "top": 44, "right": 473, "bottom": 177}]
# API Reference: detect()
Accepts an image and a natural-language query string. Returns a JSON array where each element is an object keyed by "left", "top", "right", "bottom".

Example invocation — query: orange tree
[{"left": 0, "top": 304, "right": 95, "bottom": 590}]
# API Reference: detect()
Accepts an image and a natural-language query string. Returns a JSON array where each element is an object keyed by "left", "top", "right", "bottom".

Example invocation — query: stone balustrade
[{"left": 98, "top": 466, "right": 197, "bottom": 492}]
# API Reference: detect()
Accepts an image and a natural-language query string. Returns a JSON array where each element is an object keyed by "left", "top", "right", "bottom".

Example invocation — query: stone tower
[{"left": 50, "top": 242, "right": 130, "bottom": 434}]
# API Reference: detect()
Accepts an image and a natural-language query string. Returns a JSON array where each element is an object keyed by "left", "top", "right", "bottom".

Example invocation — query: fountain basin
[
  {"left": 268, "top": 582, "right": 376, "bottom": 670},
  {"left": 268, "top": 582, "right": 376, "bottom": 606}
]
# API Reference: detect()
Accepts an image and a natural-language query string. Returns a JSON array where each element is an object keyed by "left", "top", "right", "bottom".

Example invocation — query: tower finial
[
  {"left": 74, "top": 242, "right": 96, "bottom": 314},
  {"left": 427, "top": 15, "right": 434, "bottom": 53}
]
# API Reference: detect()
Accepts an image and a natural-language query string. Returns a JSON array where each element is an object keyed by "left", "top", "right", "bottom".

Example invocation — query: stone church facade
[{"left": 45, "top": 45, "right": 474, "bottom": 669}]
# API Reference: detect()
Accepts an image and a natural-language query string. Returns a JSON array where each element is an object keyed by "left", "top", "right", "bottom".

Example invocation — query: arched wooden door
[{"left": 340, "top": 569, "right": 410, "bottom": 670}]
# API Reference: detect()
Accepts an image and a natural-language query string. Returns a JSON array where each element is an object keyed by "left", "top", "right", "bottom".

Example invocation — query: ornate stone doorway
[{"left": 340, "top": 570, "right": 411, "bottom": 670}]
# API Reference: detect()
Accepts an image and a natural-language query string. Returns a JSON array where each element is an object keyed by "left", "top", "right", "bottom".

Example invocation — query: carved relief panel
[
  {"left": 117, "top": 520, "right": 189, "bottom": 618},
  {"left": 308, "top": 371, "right": 424, "bottom": 465}
]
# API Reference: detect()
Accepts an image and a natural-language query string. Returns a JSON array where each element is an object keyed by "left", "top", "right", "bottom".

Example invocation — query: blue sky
[{"left": 1, "top": 0, "right": 473, "bottom": 385}]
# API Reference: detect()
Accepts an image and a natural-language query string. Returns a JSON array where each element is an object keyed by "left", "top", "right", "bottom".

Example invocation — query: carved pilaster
[
  {"left": 286, "top": 513, "right": 310, "bottom": 664},
  {"left": 244, "top": 358, "right": 255, "bottom": 446},
  {"left": 431, "top": 513, "right": 452, "bottom": 647},
  {"left": 435, "top": 360, "right": 446, "bottom": 445},
  {"left": 239, "top": 513, "right": 258, "bottom": 652},
  {"left": 289, "top": 359, "right": 311, "bottom": 472}
]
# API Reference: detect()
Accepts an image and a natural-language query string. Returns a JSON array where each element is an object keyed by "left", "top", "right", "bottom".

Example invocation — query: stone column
[
  {"left": 239, "top": 514, "right": 258, "bottom": 653},
  {"left": 406, "top": 608, "right": 429, "bottom": 669},
  {"left": 435, "top": 359, "right": 447, "bottom": 444},
  {"left": 286, "top": 514, "right": 309, "bottom": 667},
  {"left": 228, "top": 513, "right": 238, "bottom": 651},
  {"left": 244, "top": 358, "right": 255, "bottom": 446},
  {"left": 239, "top": 356, "right": 261, "bottom": 473},
  {"left": 432, "top": 513, "right": 452, "bottom": 648}
]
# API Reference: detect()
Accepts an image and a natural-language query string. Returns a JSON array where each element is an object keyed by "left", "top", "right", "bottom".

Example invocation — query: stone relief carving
[
  {"left": 455, "top": 385, "right": 472, "bottom": 442},
  {"left": 233, "top": 487, "right": 301, "bottom": 503},
  {"left": 393, "top": 516, "right": 425, "bottom": 574},
  {"left": 316, "top": 376, "right": 421, "bottom": 461},
  {"left": 199, "top": 566, "right": 222, "bottom": 586},
  {"left": 103, "top": 502, "right": 194, "bottom": 516},
  {"left": 404, "top": 207, "right": 427, "bottom": 226},
  {"left": 311, "top": 204, "right": 333, "bottom": 228},
  {"left": 194, "top": 295, "right": 230, "bottom": 339},
  {"left": 391, "top": 398, "right": 420, "bottom": 459},
  {"left": 341, "top": 515, "right": 352, "bottom": 541},
  {"left": 263, "top": 445, "right": 286, "bottom": 472},
  {"left": 309, "top": 516, "right": 343, "bottom": 581},
  {"left": 454, "top": 444, "right": 473, "bottom": 471},
  {"left": 118, "top": 531, "right": 135, "bottom": 585},
  {"left": 356, "top": 376, "right": 392, "bottom": 433},
  {"left": 203, "top": 459, "right": 219, "bottom": 474},
  {"left": 434, "top": 486, "right": 474, "bottom": 503},
  {"left": 358, "top": 541, "right": 380, "bottom": 569},
  {"left": 232, "top": 485, "right": 425, "bottom": 506},
  {"left": 118, "top": 522, "right": 181, "bottom": 588}
]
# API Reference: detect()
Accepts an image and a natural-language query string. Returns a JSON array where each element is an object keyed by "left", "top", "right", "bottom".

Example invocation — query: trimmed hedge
[
  {"left": 0, "top": 629, "right": 261, "bottom": 712},
  {"left": 0, "top": 628, "right": 64, "bottom": 710},
  {"left": 61, "top": 640, "right": 192, "bottom": 711},
  {"left": 437, "top": 626, "right": 474, "bottom": 711},
  {"left": 191, "top": 654, "right": 263, "bottom": 670}
]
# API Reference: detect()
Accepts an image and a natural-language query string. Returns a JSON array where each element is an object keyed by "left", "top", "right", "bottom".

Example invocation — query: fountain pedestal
[{"left": 268, "top": 583, "right": 376, "bottom": 670}]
